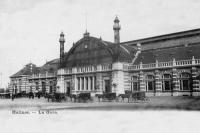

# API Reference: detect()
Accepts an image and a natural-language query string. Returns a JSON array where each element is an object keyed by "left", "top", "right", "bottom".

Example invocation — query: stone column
[
  {"left": 93, "top": 76, "right": 95, "bottom": 91},
  {"left": 80, "top": 77, "right": 82, "bottom": 91},
  {"left": 74, "top": 75, "right": 77, "bottom": 91},
  {"left": 155, "top": 70, "right": 162, "bottom": 96},
  {"left": 77, "top": 77, "right": 80, "bottom": 91},
  {"left": 139, "top": 71, "right": 146, "bottom": 92},
  {"left": 84, "top": 77, "right": 86, "bottom": 91},
  {"left": 88, "top": 77, "right": 92, "bottom": 91},
  {"left": 172, "top": 68, "right": 179, "bottom": 96}
]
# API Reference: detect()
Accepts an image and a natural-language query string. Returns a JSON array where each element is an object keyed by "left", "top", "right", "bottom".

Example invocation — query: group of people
[{"left": 10, "top": 91, "right": 43, "bottom": 101}]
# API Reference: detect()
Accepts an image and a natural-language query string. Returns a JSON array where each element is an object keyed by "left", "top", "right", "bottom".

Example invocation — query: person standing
[{"left": 11, "top": 93, "right": 14, "bottom": 101}]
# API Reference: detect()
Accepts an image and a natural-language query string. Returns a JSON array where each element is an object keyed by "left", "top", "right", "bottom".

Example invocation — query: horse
[
  {"left": 95, "top": 94, "right": 104, "bottom": 102},
  {"left": 118, "top": 93, "right": 132, "bottom": 102},
  {"left": 69, "top": 94, "right": 78, "bottom": 102},
  {"left": 28, "top": 92, "right": 34, "bottom": 99}
]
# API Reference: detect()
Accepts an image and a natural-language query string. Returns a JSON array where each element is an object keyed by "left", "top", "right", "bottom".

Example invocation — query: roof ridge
[{"left": 120, "top": 28, "right": 200, "bottom": 45}]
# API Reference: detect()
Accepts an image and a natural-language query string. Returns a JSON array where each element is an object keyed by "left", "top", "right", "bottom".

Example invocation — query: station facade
[{"left": 10, "top": 17, "right": 200, "bottom": 96}]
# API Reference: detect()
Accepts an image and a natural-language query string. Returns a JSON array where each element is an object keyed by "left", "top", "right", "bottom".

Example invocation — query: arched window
[
  {"left": 146, "top": 75, "right": 155, "bottom": 91},
  {"left": 179, "top": 73, "right": 191, "bottom": 91},
  {"left": 162, "top": 74, "right": 172, "bottom": 91},
  {"left": 131, "top": 76, "right": 139, "bottom": 92}
]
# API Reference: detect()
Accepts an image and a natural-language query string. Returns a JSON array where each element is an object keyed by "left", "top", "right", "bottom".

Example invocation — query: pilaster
[
  {"left": 192, "top": 67, "right": 200, "bottom": 96},
  {"left": 139, "top": 71, "right": 146, "bottom": 92},
  {"left": 172, "top": 68, "right": 180, "bottom": 96},
  {"left": 155, "top": 70, "right": 162, "bottom": 95}
]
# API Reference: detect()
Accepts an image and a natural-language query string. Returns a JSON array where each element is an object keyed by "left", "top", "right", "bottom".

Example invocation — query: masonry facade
[{"left": 10, "top": 16, "right": 200, "bottom": 96}]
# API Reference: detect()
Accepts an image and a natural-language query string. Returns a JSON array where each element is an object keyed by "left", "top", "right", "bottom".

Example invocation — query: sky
[{"left": 0, "top": 0, "right": 200, "bottom": 88}]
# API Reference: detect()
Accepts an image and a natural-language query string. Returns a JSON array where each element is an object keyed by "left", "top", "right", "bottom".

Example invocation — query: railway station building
[{"left": 10, "top": 16, "right": 200, "bottom": 96}]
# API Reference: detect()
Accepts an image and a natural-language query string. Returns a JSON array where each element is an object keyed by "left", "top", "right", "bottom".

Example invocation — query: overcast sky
[{"left": 0, "top": 0, "right": 200, "bottom": 87}]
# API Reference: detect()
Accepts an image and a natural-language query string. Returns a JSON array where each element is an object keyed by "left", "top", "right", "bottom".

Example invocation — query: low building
[{"left": 10, "top": 60, "right": 59, "bottom": 94}]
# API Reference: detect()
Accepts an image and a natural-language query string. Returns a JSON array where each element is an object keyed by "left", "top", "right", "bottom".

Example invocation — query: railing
[
  {"left": 101, "top": 64, "right": 112, "bottom": 71},
  {"left": 142, "top": 63, "right": 156, "bottom": 69},
  {"left": 30, "top": 72, "right": 56, "bottom": 79},
  {"left": 77, "top": 66, "right": 97, "bottom": 73},
  {"left": 158, "top": 61, "right": 172, "bottom": 68},
  {"left": 57, "top": 64, "right": 112, "bottom": 75},
  {"left": 176, "top": 60, "right": 192, "bottom": 66},
  {"left": 125, "top": 58, "right": 200, "bottom": 71},
  {"left": 195, "top": 59, "right": 200, "bottom": 64}
]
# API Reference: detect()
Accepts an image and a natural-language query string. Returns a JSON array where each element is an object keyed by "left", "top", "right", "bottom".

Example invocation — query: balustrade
[
  {"left": 176, "top": 60, "right": 192, "bottom": 66},
  {"left": 126, "top": 58, "right": 200, "bottom": 71},
  {"left": 158, "top": 61, "right": 173, "bottom": 67},
  {"left": 195, "top": 59, "right": 200, "bottom": 64}
]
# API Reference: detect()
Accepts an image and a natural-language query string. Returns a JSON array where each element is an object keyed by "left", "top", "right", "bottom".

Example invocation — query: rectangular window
[
  {"left": 183, "top": 80, "right": 189, "bottom": 90},
  {"left": 164, "top": 81, "right": 170, "bottom": 91},
  {"left": 42, "top": 82, "right": 46, "bottom": 93},
  {"left": 148, "top": 82, "right": 153, "bottom": 91},
  {"left": 133, "top": 82, "right": 138, "bottom": 91}
]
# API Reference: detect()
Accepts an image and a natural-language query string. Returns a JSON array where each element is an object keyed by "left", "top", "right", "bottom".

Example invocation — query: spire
[
  {"left": 83, "top": 30, "right": 90, "bottom": 38},
  {"left": 59, "top": 31, "right": 65, "bottom": 42},
  {"left": 113, "top": 16, "right": 121, "bottom": 43},
  {"left": 114, "top": 16, "right": 120, "bottom": 23}
]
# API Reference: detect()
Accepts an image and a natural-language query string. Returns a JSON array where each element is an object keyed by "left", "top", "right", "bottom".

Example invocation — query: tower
[
  {"left": 113, "top": 16, "right": 121, "bottom": 43},
  {"left": 59, "top": 32, "right": 65, "bottom": 66}
]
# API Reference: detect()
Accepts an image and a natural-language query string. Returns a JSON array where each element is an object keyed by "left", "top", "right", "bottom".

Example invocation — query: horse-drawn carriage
[
  {"left": 118, "top": 91, "right": 149, "bottom": 102},
  {"left": 46, "top": 93, "right": 67, "bottom": 102},
  {"left": 95, "top": 92, "right": 117, "bottom": 102},
  {"left": 70, "top": 93, "right": 91, "bottom": 102},
  {"left": 0, "top": 93, "right": 10, "bottom": 99}
]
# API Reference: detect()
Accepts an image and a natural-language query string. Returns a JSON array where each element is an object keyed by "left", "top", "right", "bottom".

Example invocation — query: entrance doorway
[
  {"left": 42, "top": 82, "right": 46, "bottom": 94},
  {"left": 104, "top": 80, "right": 111, "bottom": 93}
]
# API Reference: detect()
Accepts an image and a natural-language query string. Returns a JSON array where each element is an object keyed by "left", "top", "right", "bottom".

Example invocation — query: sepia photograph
[{"left": 0, "top": 0, "right": 200, "bottom": 133}]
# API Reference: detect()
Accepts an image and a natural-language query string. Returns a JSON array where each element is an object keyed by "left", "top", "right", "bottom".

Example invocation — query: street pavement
[
  {"left": 0, "top": 97, "right": 200, "bottom": 133},
  {"left": 0, "top": 96, "right": 200, "bottom": 111}
]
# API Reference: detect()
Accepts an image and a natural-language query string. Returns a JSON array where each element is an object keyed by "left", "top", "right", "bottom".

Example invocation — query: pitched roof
[
  {"left": 134, "top": 43, "right": 200, "bottom": 65},
  {"left": 120, "top": 28, "right": 200, "bottom": 46},
  {"left": 10, "top": 63, "right": 40, "bottom": 78},
  {"left": 38, "top": 58, "right": 59, "bottom": 74},
  {"left": 10, "top": 59, "right": 59, "bottom": 78}
]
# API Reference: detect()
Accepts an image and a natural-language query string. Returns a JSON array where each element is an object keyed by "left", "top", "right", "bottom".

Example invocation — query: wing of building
[{"left": 10, "top": 17, "right": 200, "bottom": 96}]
